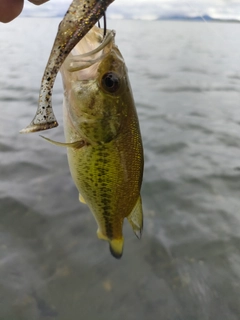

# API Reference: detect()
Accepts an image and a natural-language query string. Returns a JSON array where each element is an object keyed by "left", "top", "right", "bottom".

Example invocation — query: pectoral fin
[
  {"left": 79, "top": 194, "right": 86, "bottom": 204},
  {"left": 127, "top": 196, "right": 143, "bottom": 239},
  {"left": 40, "top": 135, "right": 85, "bottom": 149}
]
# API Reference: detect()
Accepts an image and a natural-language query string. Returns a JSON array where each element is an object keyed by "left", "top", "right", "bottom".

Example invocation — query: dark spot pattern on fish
[
  {"left": 89, "top": 96, "right": 96, "bottom": 110},
  {"left": 60, "top": 24, "right": 143, "bottom": 256}
]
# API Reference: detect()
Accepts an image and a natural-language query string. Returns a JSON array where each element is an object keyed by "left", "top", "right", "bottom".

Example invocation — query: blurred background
[
  {"left": 23, "top": 0, "right": 240, "bottom": 21},
  {"left": 0, "top": 0, "right": 240, "bottom": 319}
]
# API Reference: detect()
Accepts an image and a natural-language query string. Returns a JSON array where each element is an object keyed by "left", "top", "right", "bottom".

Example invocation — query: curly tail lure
[{"left": 20, "top": 0, "right": 114, "bottom": 133}]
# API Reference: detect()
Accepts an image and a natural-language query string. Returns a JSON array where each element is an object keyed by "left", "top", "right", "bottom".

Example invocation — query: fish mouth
[{"left": 64, "top": 26, "right": 115, "bottom": 75}]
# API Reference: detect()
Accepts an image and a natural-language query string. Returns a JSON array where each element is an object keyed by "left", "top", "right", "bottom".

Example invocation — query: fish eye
[{"left": 101, "top": 72, "right": 120, "bottom": 93}]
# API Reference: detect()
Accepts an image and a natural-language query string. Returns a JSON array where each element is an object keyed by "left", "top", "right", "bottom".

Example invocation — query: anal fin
[{"left": 127, "top": 196, "right": 143, "bottom": 239}]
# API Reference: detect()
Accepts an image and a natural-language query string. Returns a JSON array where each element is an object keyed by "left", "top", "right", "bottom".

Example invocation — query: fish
[
  {"left": 42, "top": 25, "right": 144, "bottom": 259},
  {"left": 20, "top": 0, "right": 114, "bottom": 133}
]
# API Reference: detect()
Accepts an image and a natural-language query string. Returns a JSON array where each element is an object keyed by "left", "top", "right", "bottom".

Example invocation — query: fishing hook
[
  {"left": 103, "top": 11, "right": 107, "bottom": 37},
  {"left": 97, "top": 11, "right": 107, "bottom": 39}
]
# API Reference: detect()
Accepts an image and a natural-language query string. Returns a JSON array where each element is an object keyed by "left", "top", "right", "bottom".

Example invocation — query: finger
[
  {"left": 28, "top": 0, "right": 49, "bottom": 5},
  {"left": 0, "top": 0, "right": 24, "bottom": 23}
]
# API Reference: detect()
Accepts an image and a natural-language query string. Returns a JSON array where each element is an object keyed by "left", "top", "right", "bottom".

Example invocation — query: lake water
[{"left": 0, "top": 18, "right": 240, "bottom": 320}]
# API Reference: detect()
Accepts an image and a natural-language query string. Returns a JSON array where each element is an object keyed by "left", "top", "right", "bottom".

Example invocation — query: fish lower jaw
[
  {"left": 109, "top": 239, "right": 124, "bottom": 259},
  {"left": 97, "top": 229, "right": 124, "bottom": 259}
]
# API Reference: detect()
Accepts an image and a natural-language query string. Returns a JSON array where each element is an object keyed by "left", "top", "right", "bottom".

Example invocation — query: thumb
[
  {"left": 28, "top": 0, "right": 49, "bottom": 5},
  {"left": 0, "top": 0, "right": 24, "bottom": 23}
]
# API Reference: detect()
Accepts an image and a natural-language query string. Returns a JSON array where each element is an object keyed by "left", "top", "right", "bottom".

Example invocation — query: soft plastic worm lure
[{"left": 21, "top": 0, "right": 114, "bottom": 133}]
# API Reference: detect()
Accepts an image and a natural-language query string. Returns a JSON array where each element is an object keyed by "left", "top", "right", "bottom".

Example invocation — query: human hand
[{"left": 0, "top": 0, "right": 49, "bottom": 23}]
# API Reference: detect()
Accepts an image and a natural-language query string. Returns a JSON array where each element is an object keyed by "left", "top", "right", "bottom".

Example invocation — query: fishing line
[
  {"left": 186, "top": 0, "right": 209, "bottom": 23},
  {"left": 185, "top": 0, "right": 226, "bottom": 41},
  {"left": 103, "top": 11, "right": 107, "bottom": 38},
  {"left": 97, "top": 11, "right": 107, "bottom": 40}
]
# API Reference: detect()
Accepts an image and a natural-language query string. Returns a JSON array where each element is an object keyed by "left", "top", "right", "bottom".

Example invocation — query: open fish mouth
[
  {"left": 59, "top": 26, "right": 122, "bottom": 143},
  {"left": 65, "top": 27, "right": 115, "bottom": 75}
]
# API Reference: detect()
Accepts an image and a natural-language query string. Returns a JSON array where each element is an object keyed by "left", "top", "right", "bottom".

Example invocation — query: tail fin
[{"left": 109, "top": 238, "right": 124, "bottom": 259}]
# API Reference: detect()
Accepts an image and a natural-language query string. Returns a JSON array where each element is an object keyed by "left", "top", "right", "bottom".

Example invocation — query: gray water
[{"left": 0, "top": 18, "right": 240, "bottom": 320}]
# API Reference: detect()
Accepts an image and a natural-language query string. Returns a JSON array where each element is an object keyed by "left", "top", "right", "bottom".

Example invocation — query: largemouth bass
[
  {"left": 21, "top": 0, "right": 114, "bottom": 133},
  {"left": 43, "top": 26, "right": 144, "bottom": 259}
]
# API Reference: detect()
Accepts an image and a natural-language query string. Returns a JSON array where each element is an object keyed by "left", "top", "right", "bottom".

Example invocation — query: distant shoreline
[
  {"left": 20, "top": 15, "right": 240, "bottom": 23},
  {"left": 158, "top": 16, "right": 240, "bottom": 23}
]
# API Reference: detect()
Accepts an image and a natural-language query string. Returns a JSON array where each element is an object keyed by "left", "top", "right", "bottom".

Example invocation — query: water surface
[{"left": 0, "top": 18, "right": 240, "bottom": 320}]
